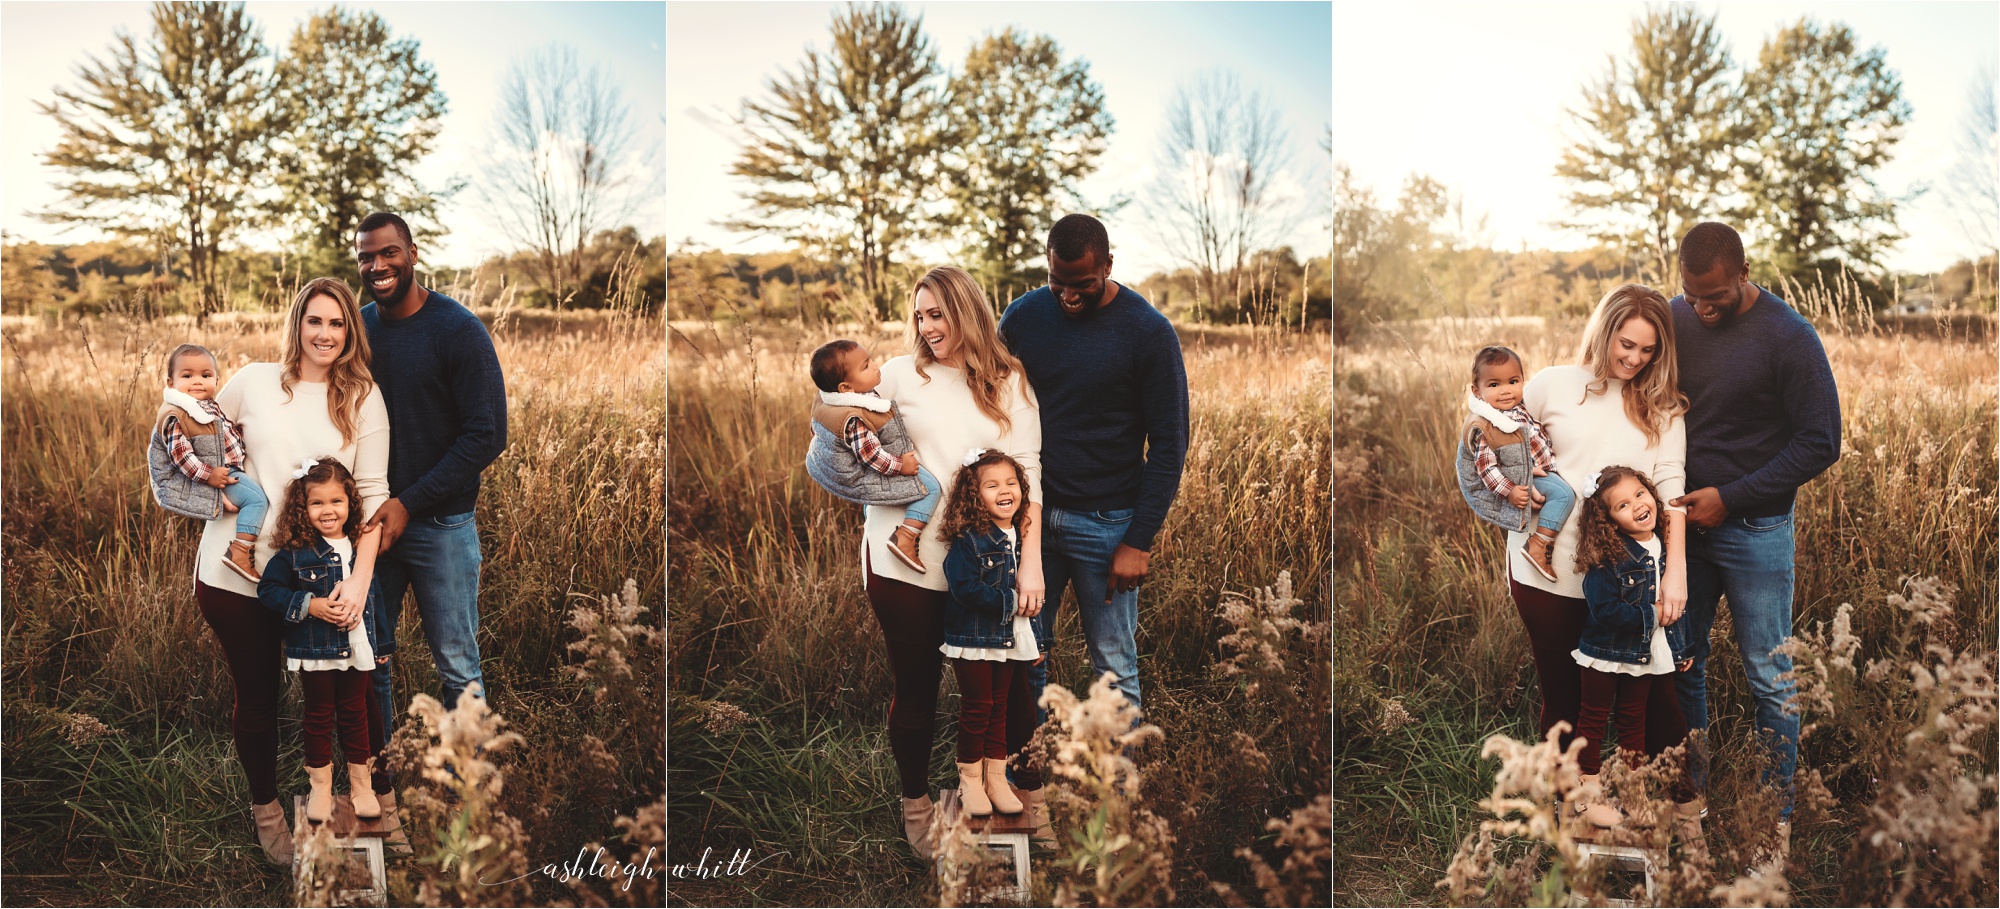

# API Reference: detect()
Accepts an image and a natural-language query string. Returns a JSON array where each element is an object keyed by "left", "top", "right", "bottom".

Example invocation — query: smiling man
[
  {"left": 999, "top": 214, "right": 1190, "bottom": 720},
  {"left": 1666, "top": 221, "right": 1841, "bottom": 846},
  {"left": 351, "top": 211, "right": 509, "bottom": 800}
]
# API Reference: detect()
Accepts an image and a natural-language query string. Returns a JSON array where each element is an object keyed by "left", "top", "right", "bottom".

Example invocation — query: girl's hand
[
  {"left": 1658, "top": 566, "right": 1688, "bottom": 626},
  {"left": 1016, "top": 560, "right": 1046, "bottom": 619},
  {"left": 307, "top": 597, "right": 342, "bottom": 625},
  {"left": 1507, "top": 486, "right": 1533, "bottom": 509}
]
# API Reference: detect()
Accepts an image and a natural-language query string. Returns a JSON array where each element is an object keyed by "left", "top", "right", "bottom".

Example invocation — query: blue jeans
[
  {"left": 225, "top": 468, "right": 268, "bottom": 538},
  {"left": 1025, "top": 507, "right": 1143, "bottom": 724},
  {"left": 904, "top": 466, "right": 942, "bottom": 525},
  {"left": 1533, "top": 474, "right": 1573, "bottom": 533},
  {"left": 367, "top": 510, "right": 485, "bottom": 776},
  {"left": 1674, "top": 509, "right": 1798, "bottom": 814}
]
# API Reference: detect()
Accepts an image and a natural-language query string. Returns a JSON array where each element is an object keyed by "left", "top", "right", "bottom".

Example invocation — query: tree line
[
  {"left": 722, "top": 2, "right": 1321, "bottom": 324},
  {"left": 26, "top": 1, "right": 656, "bottom": 320}
]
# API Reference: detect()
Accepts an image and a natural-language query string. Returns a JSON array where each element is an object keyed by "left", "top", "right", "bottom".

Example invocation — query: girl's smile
[
  {"left": 976, "top": 463, "right": 1021, "bottom": 526},
  {"left": 1602, "top": 475, "right": 1656, "bottom": 539},
  {"left": 306, "top": 480, "right": 350, "bottom": 539}
]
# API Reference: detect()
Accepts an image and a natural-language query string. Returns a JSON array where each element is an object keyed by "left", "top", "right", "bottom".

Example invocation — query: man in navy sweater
[
  {"left": 352, "top": 212, "right": 509, "bottom": 793},
  {"left": 1667, "top": 222, "right": 1841, "bottom": 837},
  {"left": 1000, "top": 214, "right": 1190, "bottom": 718}
]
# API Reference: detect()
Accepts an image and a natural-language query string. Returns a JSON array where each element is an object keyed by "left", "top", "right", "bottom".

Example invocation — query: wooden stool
[
  {"left": 937, "top": 788, "right": 1035, "bottom": 905},
  {"left": 293, "top": 794, "right": 391, "bottom": 907},
  {"left": 1569, "top": 842, "right": 1656, "bottom": 908}
]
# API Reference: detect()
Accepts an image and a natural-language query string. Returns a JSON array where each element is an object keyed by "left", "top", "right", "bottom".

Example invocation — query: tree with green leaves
[
  {"left": 1737, "top": 18, "right": 1910, "bottom": 280},
  {"left": 938, "top": 28, "right": 1112, "bottom": 293},
  {"left": 1555, "top": 5, "right": 1741, "bottom": 283},
  {"left": 37, "top": 1, "right": 271, "bottom": 321},
  {"left": 730, "top": 3, "right": 943, "bottom": 319},
  {"left": 270, "top": 7, "right": 452, "bottom": 278}
]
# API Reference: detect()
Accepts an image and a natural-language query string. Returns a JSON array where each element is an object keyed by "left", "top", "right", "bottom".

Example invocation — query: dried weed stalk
[
  {"left": 1033, "top": 672, "right": 1176, "bottom": 907},
  {"left": 386, "top": 684, "right": 531, "bottom": 907}
]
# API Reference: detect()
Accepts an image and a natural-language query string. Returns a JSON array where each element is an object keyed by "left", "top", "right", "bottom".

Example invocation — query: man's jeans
[
  {"left": 1026, "top": 507, "right": 1143, "bottom": 724},
  {"left": 1674, "top": 508, "right": 1798, "bottom": 814},
  {"left": 367, "top": 510, "right": 485, "bottom": 786}
]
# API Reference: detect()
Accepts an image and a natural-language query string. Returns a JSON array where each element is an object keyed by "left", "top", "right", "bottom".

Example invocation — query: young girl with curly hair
[
  {"left": 1566, "top": 464, "right": 1694, "bottom": 833},
  {"left": 256, "top": 457, "right": 385, "bottom": 825},
  {"left": 933, "top": 448, "right": 1042, "bottom": 818}
]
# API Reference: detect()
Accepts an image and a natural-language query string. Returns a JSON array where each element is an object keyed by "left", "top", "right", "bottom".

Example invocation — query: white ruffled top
[
  {"left": 1572, "top": 535, "right": 1673, "bottom": 676},
  {"left": 939, "top": 527, "right": 1039, "bottom": 662}
]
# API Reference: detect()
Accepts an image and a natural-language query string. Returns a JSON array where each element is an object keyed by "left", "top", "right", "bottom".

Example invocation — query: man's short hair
[
  {"left": 1678, "top": 222, "right": 1745, "bottom": 277},
  {"left": 1470, "top": 345, "right": 1522, "bottom": 384},
  {"left": 1047, "top": 213, "right": 1110, "bottom": 264},
  {"left": 357, "top": 211, "right": 414, "bottom": 246},
  {"left": 810, "top": 339, "right": 860, "bottom": 393}
]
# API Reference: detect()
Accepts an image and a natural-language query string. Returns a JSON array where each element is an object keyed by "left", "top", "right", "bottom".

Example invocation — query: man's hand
[
  {"left": 1507, "top": 486, "right": 1533, "bottom": 509},
  {"left": 204, "top": 470, "right": 236, "bottom": 489},
  {"left": 899, "top": 452, "right": 920, "bottom": 477},
  {"left": 363, "top": 498, "right": 411, "bottom": 552},
  {"left": 1669, "top": 487, "right": 1728, "bottom": 530},
  {"left": 1104, "top": 544, "right": 1150, "bottom": 603}
]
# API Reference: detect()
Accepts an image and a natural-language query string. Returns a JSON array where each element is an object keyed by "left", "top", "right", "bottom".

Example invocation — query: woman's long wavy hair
[
  {"left": 932, "top": 449, "right": 1032, "bottom": 545},
  {"left": 273, "top": 457, "right": 363, "bottom": 552},
  {"left": 1575, "top": 283, "right": 1687, "bottom": 447},
  {"left": 1572, "top": 465, "right": 1671, "bottom": 575},
  {"left": 907, "top": 265, "right": 1028, "bottom": 433},
  {"left": 281, "top": 277, "right": 376, "bottom": 446}
]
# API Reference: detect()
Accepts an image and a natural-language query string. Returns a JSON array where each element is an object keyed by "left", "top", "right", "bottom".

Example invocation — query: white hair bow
[
  {"left": 1579, "top": 470, "right": 1603, "bottom": 499},
  {"left": 962, "top": 448, "right": 987, "bottom": 467},
  {"left": 292, "top": 457, "right": 324, "bottom": 480}
]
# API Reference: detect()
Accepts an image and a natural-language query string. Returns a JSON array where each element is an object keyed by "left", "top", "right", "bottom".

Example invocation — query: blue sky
[
  {"left": 1335, "top": 2, "right": 1998, "bottom": 273},
  {"left": 1, "top": 1, "right": 666, "bottom": 269},
  {"left": 668, "top": 1, "right": 1335, "bottom": 278}
]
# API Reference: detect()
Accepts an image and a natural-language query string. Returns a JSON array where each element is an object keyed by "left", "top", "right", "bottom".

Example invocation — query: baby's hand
[
  {"left": 204, "top": 470, "right": 235, "bottom": 489},
  {"left": 899, "top": 452, "right": 920, "bottom": 476},
  {"left": 1507, "top": 486, "right": 1533, "bottom": 508}
]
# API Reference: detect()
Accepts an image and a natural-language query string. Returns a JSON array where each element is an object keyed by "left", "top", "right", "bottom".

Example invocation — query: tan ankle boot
[
  {"left": 984, "top": 758, "right": 1023, "bottom": 813},
  {"left": 347, "top": 763, "right": 380, "bottom": 818},
  {"left": 889, "top": 524, "right": 927, "bottom": 572},
  {"left": 901, "top": 795, "right": 937, "bottom": 860},
  {"left": 305, "top": 763, "right": 334, "bottom": 823},
  {"left": 378, "top": 788, "right": 412, "bottom": 855},
  {"left": 1017, "top": 786, "right": 1056, "bottom": 848},
  {"left": 1524, "top": 530, "right": 1559, "bottom": 582},
  {"left": 1573, "top": 773, "right": 1623, "bottom": 835},
  {"left": 956, "top": 761, "right": 992, "bottom": 816},
  {"left": 251, "top": 798, "right": 295, "bottom": 865},
  {"left": 222, "top": 539, "right": 262, "bottom": 582}
]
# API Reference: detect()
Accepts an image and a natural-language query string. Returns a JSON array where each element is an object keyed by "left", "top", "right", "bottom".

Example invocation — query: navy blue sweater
[
  {"left": 999, "top": 284, "right": 1189, "bottom": 551},
  {"left": 360, "top": 290, "right": 508, "bottom": 519},
  {"left": 1669, "top": 285, "right": 1841, "bottom": 518}
]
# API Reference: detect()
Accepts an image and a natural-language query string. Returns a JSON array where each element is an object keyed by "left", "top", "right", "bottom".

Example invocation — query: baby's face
[
  {"left": 839, "top": 347, "right": 882, "bottom": 394},
  {"left": 170, "top": 352, "right": 220, "bottom": 400},
  {"left": 1475, "top": 358, "right": 1524, "bottom": 411}
]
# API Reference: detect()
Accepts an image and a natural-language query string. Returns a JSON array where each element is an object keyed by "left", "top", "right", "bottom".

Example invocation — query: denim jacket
[
  {"left": 256, "top": 538, "right": 394, "bottom": 661},
  {"left": 941, "top": 521, "right": 1020, "bottom": 649},
  {"left": 1579, "top": 535, "right": 1690, "bottom": 667}
]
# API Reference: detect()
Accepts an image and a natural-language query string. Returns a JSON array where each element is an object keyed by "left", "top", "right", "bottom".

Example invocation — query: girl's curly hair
[
  {"left": 932, "top": 449, "right": 1032, "bottom": 544},
  {"left": 1572, "top": 465, "right": 1670, "bottom": 574},
  {"left": 273, "top": 458, "right": 363, "bottom": 552}
]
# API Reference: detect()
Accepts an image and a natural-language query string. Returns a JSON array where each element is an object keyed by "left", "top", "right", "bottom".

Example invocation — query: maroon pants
[
  {"left": 301, "top": 668, "right": 371, "bottom": 767},
  {"left": 1577, "top": 667, "right": 1657, "bottom": 775},
  {"left": 1510, "top": 579, "right": 1688, "bottom": 757},
  {"left": 197, "top": 581, "right": 285, "bottom": 804},
  {"left": 952, "top": 659, "right": 1021, "bottom": 763},
  {"left": 867, "top": 559, "right": 1040, "bottom": 799}
]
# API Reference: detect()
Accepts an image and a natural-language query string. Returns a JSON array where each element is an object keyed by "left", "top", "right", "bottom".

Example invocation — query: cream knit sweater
[
  {"left": 1507, "top": 365, "right": 1686, "bottom": 599},
  {"left": 863, "top": 356, "right": 1041, "bottom": 592},
  {"left": 194, "top": 363, "right": 391, "bottom": 598}
]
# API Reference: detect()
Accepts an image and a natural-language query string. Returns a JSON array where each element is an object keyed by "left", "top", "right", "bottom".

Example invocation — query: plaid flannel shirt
[
  {"left": 162, "top": 399, "right": 246, "bottom": 483},
  {"left": 1470, "top": 407, "right": 1555, "bottom": 496},
  {"left": 843, "top": 415, "right": 904, "bottom": 477}
]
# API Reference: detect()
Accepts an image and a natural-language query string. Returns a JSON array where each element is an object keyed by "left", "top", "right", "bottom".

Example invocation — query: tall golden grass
[
  {"left": 1, "top": 307, "right": 664, "bottom": 905},
  {"left": 668, "top": 319, "right": 1331, "bottom": 905},
  {"left": 1335, "top": 311, "right": 1997, "bottom": 905}
]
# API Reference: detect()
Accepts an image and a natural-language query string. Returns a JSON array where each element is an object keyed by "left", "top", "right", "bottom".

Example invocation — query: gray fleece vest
[
  {"left": 804, "top": 409, "right": 927, "bottom": 506},
  {"left": 1455, "top": 416, "right": 1533, "bottom": 533},
  {"left": 148, "top": 405, "right": 226, "bottom": 521}
]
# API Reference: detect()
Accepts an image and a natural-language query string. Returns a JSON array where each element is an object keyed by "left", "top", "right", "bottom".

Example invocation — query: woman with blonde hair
[
  {"left": 1503, "top": 283, "right": 1697, "bottom": 828},
  {"left": 192, "top": 276, "right": 391, "bottom": 865},
  {"left": 862, "top": 265, "right": 1050, "bottom": 858}
]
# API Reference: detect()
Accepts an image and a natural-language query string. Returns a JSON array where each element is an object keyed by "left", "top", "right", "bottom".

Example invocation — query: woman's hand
[
  {"left": 1658, "top": 561, "right": 1688, "bottom": 626},
  {"left": 1016, "top": 559, "right": 1046, "bottom": 619},
  {"left": 307, "top": 596, "right": 351, "bottom": 628},
  {"left": 1507, "top": 486, "right": 1533, "bottom": 508}
]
